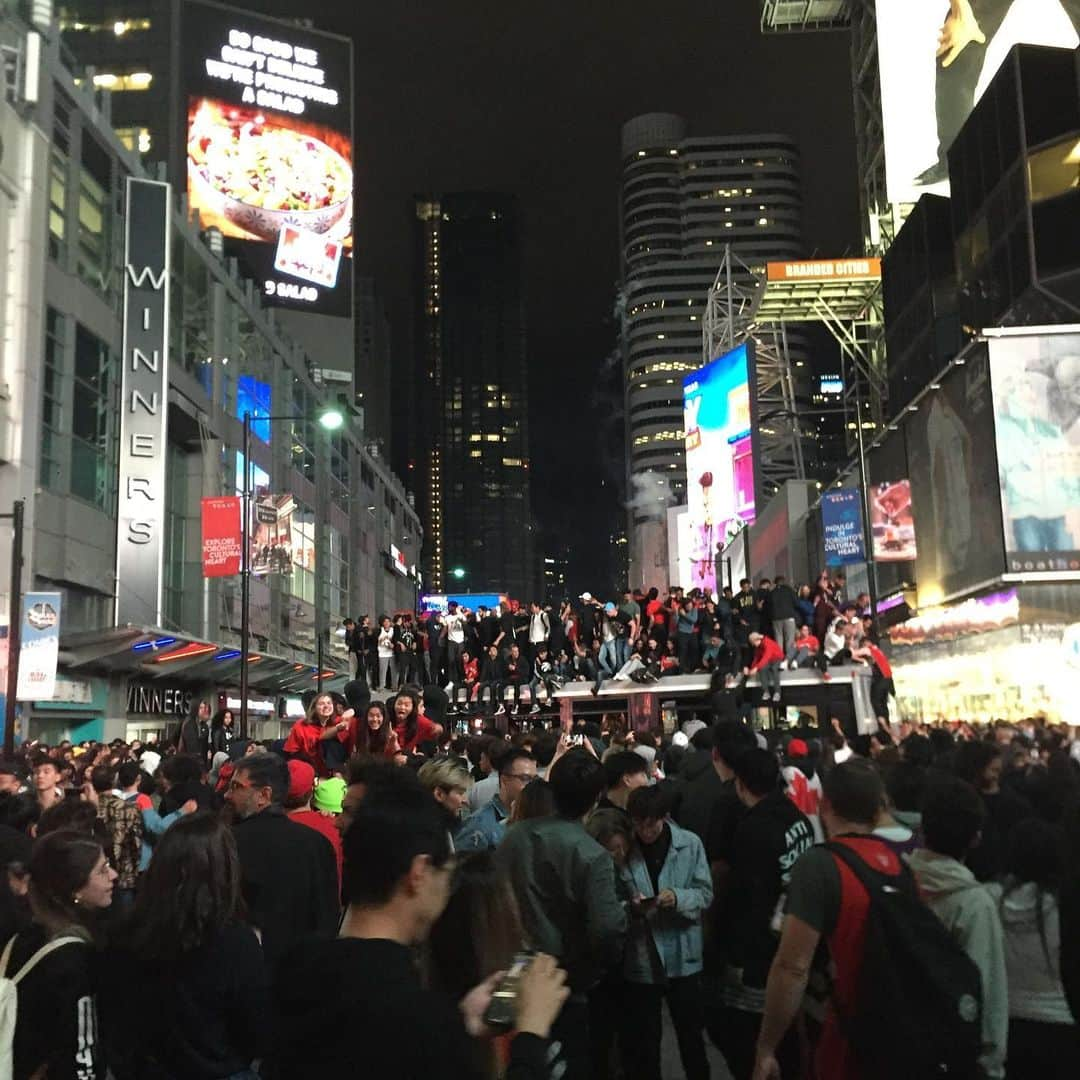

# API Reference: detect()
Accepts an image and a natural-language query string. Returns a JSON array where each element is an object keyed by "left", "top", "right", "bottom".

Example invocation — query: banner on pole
[
  {"left": 201, "top": 497, "right": 242, "bottom": 577},
  {"left": 822, "top": 489, "right": 866, "bottom": 566},
  {"left": 17, "top": 592, "right": 62, "bottom": 701}
]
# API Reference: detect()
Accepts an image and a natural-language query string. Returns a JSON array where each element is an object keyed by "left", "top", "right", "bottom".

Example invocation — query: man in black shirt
[
  {"left": 766, "top": 575, "right": 799, "bottom": 664},
  {"left": 273, "top": 770, "right": 566, "bottom": 1078}
]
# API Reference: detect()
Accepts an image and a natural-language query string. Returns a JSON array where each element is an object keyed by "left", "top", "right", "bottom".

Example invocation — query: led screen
[
  {"left": 876, "top": 0, "right": 1078, "bottom": 204},
  {"left": 987, "top": 330, "right": 1080, "bottom": 574},
  {"left": 236, "top": 375, "right": 271, "bottom": 443},
  {"left": 182, "top": 0, "right": 353, "bottom": 317},
  {"left": 870, "top": 479, "right": 918, "bottom": 562},
  {"left": 682, "top": 343, "right": 756, "bottom": 594}
]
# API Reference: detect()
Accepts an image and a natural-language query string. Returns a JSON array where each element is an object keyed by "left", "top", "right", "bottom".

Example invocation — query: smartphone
[
  {"left": 570, "top": 733, "right": 586, "bottom": 746},
  {"left": 637, "top": 895, "right": 659, "bottom": 912},
  {"left": 482, "top": 952, "right": 533, "bottom": 1031}
]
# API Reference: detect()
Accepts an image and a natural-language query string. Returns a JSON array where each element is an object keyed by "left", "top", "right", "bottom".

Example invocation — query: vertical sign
[
  {"left": 201, "top": 496, "right": 242, "bottom": 577},
  {"left": 17, "top": 593, "right": 62, "bottom": 701},
  {"left": 116, "top": 178, "right": 171, "bottom": 626},
  {"left": 822, "top": 489, "right": 866, "bottom": 566}
]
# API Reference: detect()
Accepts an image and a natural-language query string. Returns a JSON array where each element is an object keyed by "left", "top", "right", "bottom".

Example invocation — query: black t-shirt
[
  {"left": 640, "top": 823, "right": 673, "bottom": 894},
  {"left": 479, "top": 614, "right": 501, "bottom": 648}
]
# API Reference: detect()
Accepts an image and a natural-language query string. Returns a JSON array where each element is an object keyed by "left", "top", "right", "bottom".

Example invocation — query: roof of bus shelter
[
  {"left": 756, "top": 259, "right": 882, "bottom": 323},
  {"left": 58, "top": 625, "right": 349, "bottom": 695}
]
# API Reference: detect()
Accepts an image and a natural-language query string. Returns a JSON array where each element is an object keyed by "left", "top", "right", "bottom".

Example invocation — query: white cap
[
  {"left": 672, "top": 731, "right": 689, "bottom": 748},
  {"left": 580, "top": 592, "right": 593, "bottom": 602}
]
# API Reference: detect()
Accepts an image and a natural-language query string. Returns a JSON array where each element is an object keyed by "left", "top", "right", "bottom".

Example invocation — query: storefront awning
[{"left": 58, "top": 625, "right": 350, "bottom": 695}]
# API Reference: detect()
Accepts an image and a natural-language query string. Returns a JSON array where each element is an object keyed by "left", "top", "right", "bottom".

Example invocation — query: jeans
[
  {"left": 933, "top": 0, "right": 1080, "bottom": 162},
  {"left": 396, "top": 652, "right": 416, "bottom": 687},
  {"left": 677, "top": 631, "right": 698, "bottom": 672},
  {"left": 1011, "top": 515, "right": 1073, "bottom": 553},
  {"left": 475, "top": 681, "right": 501, "bottom": 711},
  {"left": 772, "top": 618, "right": 796, "bottom": 660},
  {"left": 528, "top": 678, "right": 555, "bottom": 705},
  {"left": 446, "top": 641, "right": 463, "bottom": 683},
  {"left": 615, "top": 636, "right": 630, "bottom": 669},
  {"left": 596, "top": 640, "right": 619, "bottom": 690},
  {"left": 621, "top": 975, "right": 709, "bottom": 1080},
  {"left": 790, "top": 645, "right": 815, "bottom": 668},
  {"left": 757, "top": 660, "right": 781, "bottom": 696}
]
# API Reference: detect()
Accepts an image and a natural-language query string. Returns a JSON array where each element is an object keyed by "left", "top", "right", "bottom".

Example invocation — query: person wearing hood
[
  {"left": 908, "top": 777, "right": 1008, "bottom": 1080},
  {"left": 985, "top": 818, "right": 1078, "bottom": 1079}
]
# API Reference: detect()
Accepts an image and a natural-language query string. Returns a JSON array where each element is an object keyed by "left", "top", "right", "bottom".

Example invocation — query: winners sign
[{"left": 115, "top": 178, "right": 171, "bottom": 627}]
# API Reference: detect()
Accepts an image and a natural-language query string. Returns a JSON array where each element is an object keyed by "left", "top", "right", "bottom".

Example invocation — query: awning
[{"left": 58, "top": 625, "right": 351, "bottom": 696}]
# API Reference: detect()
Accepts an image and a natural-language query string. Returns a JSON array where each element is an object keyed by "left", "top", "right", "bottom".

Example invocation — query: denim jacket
[
  {"left": 619, "top": 821, "right": 713, "bottom": 983},
  {"left": 455, "top": 793, "right": 509, "bottom": 852}
]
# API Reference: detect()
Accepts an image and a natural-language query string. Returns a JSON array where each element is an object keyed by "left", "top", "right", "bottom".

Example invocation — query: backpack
[
  {"left": 825, "top": 842, "right": 983, "bottom": 1080},
  {"left": 0, "top": 933, "right": 85, "bottom": 1080}
]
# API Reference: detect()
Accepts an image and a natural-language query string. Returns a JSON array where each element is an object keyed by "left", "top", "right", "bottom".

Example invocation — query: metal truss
[{"left": 760, "top": 0, "right": 852, "bottom": 33}]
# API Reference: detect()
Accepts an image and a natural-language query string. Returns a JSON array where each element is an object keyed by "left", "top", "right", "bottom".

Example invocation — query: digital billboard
[
  {"left": 908, "top": 344, "right": 1005, "bottom": 606},
  {"left": 987, "top": 330, "right": 1080, "bottom": 575},
  {"left": 181, "top": 0, "right": 353, "bottom": 317},
  {"left": 822, "top": 489, "right": 866, "bottom": 566},
  {"left": 236, "top": 375, "right": 271, "bottom": 443},
  {"left": 682, "top": 343, "right": 756, "bottom": 594},
  {"left": 870, "top": 479, "right": 918, "bottom": 563},
  {"left": 876, "top": 0, "right": 1078, "bottom": 204}
]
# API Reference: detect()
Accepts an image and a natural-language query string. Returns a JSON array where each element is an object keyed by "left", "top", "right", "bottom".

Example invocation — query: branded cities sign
[{"left": 116, "top": 177, "right": 170, "bottom": 627}]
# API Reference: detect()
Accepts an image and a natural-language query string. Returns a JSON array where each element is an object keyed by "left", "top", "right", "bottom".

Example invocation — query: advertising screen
[
  {"left": 182, "top": 0, "right": 353, "bottom": 317},
  {"left": 236, "top": 375, "right": 271, "bottom": 443},
  {"left": 822, "top": 489, "right": 866, "bottom": 566},
  {"left": 682, "top": 343, "right": 756, "bottom": 594},
  {"left": 870, "top": 479, "right": 918, "bottom": 562},
  {"left": 876, "top": 0, "right": 1078, "bottom": 204},
  {"left": 908, "top": 345, "right": 1006, "bottom": 606},
  {"left": 987, "top": 330, "right": 1080, "bottom": 574}
]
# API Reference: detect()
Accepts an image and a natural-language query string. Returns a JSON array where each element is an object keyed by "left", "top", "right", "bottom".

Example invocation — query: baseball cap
[
  {"left": 580, "top": 592, "right": 593, "bottom": 602},
  {"left": 287, "top": 759, "right": 316, "bottom": 802},
  {"left": 313, "top": 776, "right": 346, "bottom": 814},
  {"left": 604, "top": 602, "right": 617, "bottom": 615},
  {"left": 786, "top": 738, "right": 809, "bottom": 758}
]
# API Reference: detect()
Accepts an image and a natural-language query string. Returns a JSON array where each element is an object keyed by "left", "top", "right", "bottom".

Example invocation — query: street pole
[
  {"left": 239, "top": 413, "right": 251, "bottom": 739},
  {"left": 316, "top": 629, "right": 324, "bottom": 694},
  {"left": 855, "top": 396, "right": 880, "bottom": 636},
  {"left": 4, "top": 500, "right": 24, "bottom": 758}
]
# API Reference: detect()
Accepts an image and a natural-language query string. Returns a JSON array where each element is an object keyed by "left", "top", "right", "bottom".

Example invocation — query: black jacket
[
  {"left": 478, "top": 654, "right": 502, "bottom": 682},
  {"left": 230, "top": 807, "right": 338, "bottom": 970},
  {"left": 766, "top": 584, "right": 798, "bottom": 622}
]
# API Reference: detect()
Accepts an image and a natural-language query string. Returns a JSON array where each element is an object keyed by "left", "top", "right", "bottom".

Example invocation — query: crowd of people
[
  {"left": 339, "top": 569, "right": 892, "bottom": 721},
  {"left": 0, "top": 672, "right": 1078, "bottom": 1079}
]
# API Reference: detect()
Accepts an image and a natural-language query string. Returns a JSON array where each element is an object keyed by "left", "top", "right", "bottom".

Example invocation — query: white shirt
[
  {"left": 378, "top": 627, "right": 395, "bottom": 658},
  {"left": 529, "top": 611, "right": 549, "bottom": 643},
  {"left": 445, "top": 613, "right": 466, "bottom": 644}
]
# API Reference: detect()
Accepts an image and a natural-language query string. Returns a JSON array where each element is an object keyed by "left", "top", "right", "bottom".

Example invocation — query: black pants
[
  {"left": 1006, "top": 1018, "right": 1080, "bottom": 1080},
  {"left": 587, "top": 976, "right": 627, "bottom": 1079},
  {"left": 677, "top": 631, "right": 699, "bottom": 673},
  {"left": 550, "top": 997, "right": 592, "bottom": 1080},
  {"left": 707, "top": 1005, "right": 799, "bottom": 1080},
  {"left": 621, "top": 975, "right": 709, "bottom": 1080},
  {"left": 934, "top": 0, "right": 1080, "bottom": 160}
]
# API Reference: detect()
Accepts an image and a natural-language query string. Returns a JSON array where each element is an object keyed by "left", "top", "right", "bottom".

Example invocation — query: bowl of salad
[{"left": 188, "top": 101, "right": 351, "bottom": 242}]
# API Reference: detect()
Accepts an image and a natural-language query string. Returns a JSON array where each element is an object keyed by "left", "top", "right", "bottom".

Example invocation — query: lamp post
[
  {"left": 2, "top": 501, "right": 24, "bottom": 758},
  {"left": 240, "top": 407, "right": 343, "bottom": 737}
]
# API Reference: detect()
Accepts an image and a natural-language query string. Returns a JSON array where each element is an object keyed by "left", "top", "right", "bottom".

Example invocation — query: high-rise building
[
  {"left": 354, "top": 276, "right": 393, "bottom": 453},
  {"left": 619, "top": 113, "right": 803, "bottom": 586},
  {"left": 412, "top": 194, "right": 534, "bottom": 600}
]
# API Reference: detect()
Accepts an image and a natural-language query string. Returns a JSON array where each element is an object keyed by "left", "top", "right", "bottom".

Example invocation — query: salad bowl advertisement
[{"left": 182, "top": 0, "right": 353, "bottom": 316}]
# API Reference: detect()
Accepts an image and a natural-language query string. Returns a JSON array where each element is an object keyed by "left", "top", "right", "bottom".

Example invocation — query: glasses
[{"left": 505, "top": 773, "right": 535, "bottom": 783}]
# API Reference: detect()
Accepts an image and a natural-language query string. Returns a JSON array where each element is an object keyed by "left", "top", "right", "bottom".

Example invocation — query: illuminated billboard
[
  {"left": 876, "top": 0, "right": 1078, "bottom": 203},
  {"left": 236, "top": 375, "right": 271, "bottom": 443},
  {"left": 182, "top": 0, "right": 353, "bottom": 317},
  {"left": 870, "top": 479, "right": 917, "bottom": 563},
  {"left": 987, "top": 329, "right": 1080, "bottom": 575},
  {"left": 682, "top": 343, "right": 756, "bottom": 594}
]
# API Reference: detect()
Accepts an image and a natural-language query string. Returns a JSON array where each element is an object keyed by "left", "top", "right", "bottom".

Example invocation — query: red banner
[{"left": 201, "top": 497, "right": 242, "bottom": 577}]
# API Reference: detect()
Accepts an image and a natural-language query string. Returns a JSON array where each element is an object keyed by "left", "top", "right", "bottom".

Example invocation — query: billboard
[
  {"left": 870, "top": 480, "right": 918, "bottom": 563},
  {"left": 987, "top": 330, "right": 1080, "bottom": 574},
  {"left": 17, "top": 593, "right": 61, "bottom": 702},
  {"left": 236, "top": 375, "right": 271, "bottom": 443},
  {"left": 908, "top": 344, "right": 1005, "bottom": 606},
  {"left": 682, "top": 343, "right": 756, "bottom": 594},
  {"left": 876, "top": 0, "right": 1079, "bottom": 203},
  {"left": 822, "top": 489, "right": 866, "bottom": 566},
  {"left": 182, "top": 0, "right": 353, "bottom": 317}
]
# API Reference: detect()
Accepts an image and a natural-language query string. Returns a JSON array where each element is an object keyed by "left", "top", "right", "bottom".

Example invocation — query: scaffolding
[
  {"left": 760, "top": 0, "right": 852, "bottom": 33},
  {"left": 702, "top": 247, "right": 805, "bottom": 497}
]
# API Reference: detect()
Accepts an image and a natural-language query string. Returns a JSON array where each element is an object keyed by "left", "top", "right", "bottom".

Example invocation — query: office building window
[
  {"left": 41, "top": 307, "right": 65, "bottom": 490},
  {"left": 70, "top": 323, "right": 114, "bottom": 510},
  {"left": 78, "top": 134, "right": 112, "bottom": 292}
]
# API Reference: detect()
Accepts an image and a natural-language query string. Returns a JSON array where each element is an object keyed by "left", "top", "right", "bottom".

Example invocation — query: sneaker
[
  {"left": 495, "top": 704, "right": 506, "bottom": 716},
  {"left": 821, "top": 670, "right": 832, "bottom": 683},
  {"left": 724, "top": 675, "right": 736, "bottom": 689},
  {"left": 530, "top": 704, "right": 541, "bottom": 715},
  {"left": 773, "top": 691, "right": 782, "bottom": 702}
]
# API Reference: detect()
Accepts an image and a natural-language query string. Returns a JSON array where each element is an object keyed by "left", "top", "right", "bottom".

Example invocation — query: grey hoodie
[
  {"left": 908, "top": 849, "right": 1008, "bottom": 1080},
  {"left": 985, "top": 881, "right": 1072, "bottom": 1025}
]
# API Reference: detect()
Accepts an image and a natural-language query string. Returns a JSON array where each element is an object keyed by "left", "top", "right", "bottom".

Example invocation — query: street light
[
  {"left": 451, "top": 567, "right": 467, "bottom": 581},
  {"left": 240, "top": 406, "right": 343, "bottom": 735}
]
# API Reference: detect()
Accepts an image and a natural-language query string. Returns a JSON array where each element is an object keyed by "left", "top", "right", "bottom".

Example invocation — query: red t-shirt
[
  {"left": 750, "top": 635, "right": 784, "bottom": 670},
  {"left": 288, "top": 808, "right": 343, "bottom": 891},
  {"left": 867, "top": 644, "right": 892, "bottom": 679},
  {"left": 797, "top": 634, "right": 820, "bottom": 654},
  {"left": 394, "top": 714, "right": 440, "bottom": 754},
  {"left": 284, "top": 720, "right": 330, "bottom": 772}
]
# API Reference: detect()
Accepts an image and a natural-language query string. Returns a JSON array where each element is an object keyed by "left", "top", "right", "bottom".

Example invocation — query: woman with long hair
[
  {"left": 392, "top": 688, "right": 442, "bottom": 755},
  {"left": 283, "top": 692, "right": 353, "bottom": 776},
  {"left": 353, "top": 702, "right": 399, "bottom": 759},
  {"left": 101, "top": 813, "right": 269, "bottom": 1079},
  {"left": 0, "top": 830, "right": 116, "bottom": 1079},
  {"left": 988, "top": 819, "right": 1079, "bottom": 1080}
]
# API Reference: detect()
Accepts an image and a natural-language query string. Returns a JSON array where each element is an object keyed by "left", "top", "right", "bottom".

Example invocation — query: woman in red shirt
[
  {"left": 392, "top": 689, "right": 442, "bottom": 755},
  {"left": 283, "top": 693, "right": 351, "bottom": 776},
  {"left": 352, "top": 702, "right": 399, "bottom": 759}
]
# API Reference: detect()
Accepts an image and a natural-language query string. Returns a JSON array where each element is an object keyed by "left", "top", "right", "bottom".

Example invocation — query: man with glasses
[
  {"left": 455, "top": 747, "right": 537, "bottom": 852},
  {"left": 225, "top": 752, "right": 339, "bottom": 968}
]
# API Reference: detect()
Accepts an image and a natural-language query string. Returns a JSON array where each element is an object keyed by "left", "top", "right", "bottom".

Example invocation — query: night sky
[{"left": 262, "top": 1, "right": 862, "bottom": 595}]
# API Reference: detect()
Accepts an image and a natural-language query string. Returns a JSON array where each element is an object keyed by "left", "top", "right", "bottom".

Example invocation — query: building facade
[
  {"left": 410, "top": 193, "right": 534, "bottom": 601},
  {"left": 0, "top": 13, "right": 419, "bottom": 744},
  {"left": 619, "top": 113, "right": 804, "bottom": 587}
]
